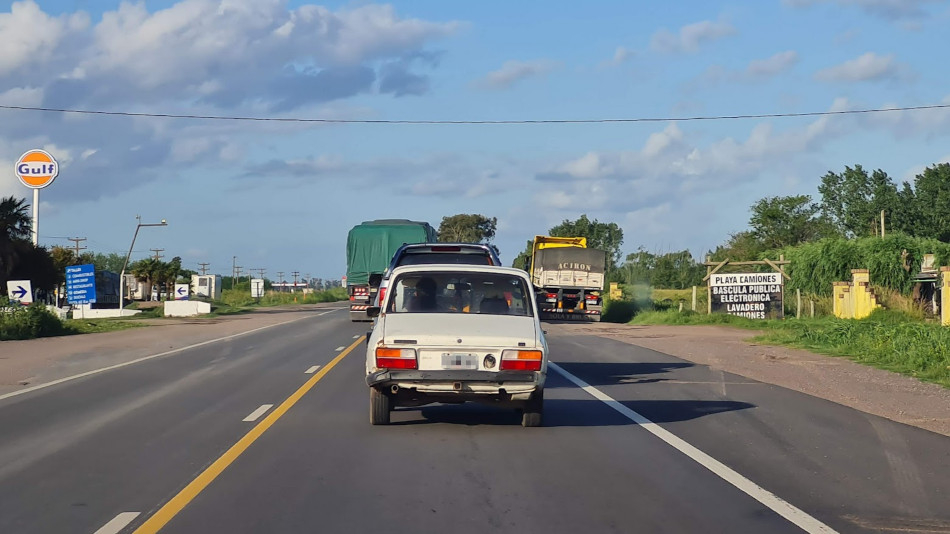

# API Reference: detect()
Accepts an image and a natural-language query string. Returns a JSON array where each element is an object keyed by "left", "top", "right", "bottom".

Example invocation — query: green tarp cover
[{"left": 346, "top": 220, "right": 437, "bottom": 285}]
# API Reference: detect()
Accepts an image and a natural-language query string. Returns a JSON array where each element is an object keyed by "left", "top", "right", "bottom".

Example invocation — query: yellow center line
[{"left": 134, "top": 336, "right": 364, "bottom": 533}]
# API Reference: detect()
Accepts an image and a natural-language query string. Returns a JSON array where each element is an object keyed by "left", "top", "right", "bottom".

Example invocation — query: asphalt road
[{"left": 1, "top": 307, "right": 947, "bottom": 534}]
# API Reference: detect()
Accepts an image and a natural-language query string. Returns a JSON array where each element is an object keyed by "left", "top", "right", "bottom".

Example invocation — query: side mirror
[{"left": 366, "top": 306, "right": 381, "bottom": 318}]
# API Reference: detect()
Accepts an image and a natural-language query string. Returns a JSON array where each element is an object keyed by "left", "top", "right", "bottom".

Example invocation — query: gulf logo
[{"left": 15, "top": 149, "right": 59, "bottom": 189}]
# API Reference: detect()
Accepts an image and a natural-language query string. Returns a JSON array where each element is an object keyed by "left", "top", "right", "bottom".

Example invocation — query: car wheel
[
  {"left": 521, "top": 390, "right": 543, "bottom": 427},
  {"left": 370, "top": 387, "right": 391, "bottom": 425}
]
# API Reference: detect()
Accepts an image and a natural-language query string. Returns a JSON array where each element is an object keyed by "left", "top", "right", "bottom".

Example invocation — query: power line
[
  {"left": 198, "top": 262, "right": 210, "bottom": 275},
  {"left": 0, "top": 103, "right": 947, "bottom": 125}
]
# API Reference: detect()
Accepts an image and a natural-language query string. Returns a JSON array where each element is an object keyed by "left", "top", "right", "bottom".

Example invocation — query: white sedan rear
[{"left": 364, "top": 265, "right": 547, "bottom": 427}]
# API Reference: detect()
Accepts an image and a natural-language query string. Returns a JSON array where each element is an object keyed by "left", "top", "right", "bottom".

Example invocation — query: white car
[{"left": 365, "top": 264, "right": 548, "bottom": 427}]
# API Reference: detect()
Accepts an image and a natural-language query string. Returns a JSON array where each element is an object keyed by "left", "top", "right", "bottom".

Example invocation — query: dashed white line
[
  {"left": 242, "top": 404, "right": 274, "bottom": 422},
  {"left": 352, "top": 335, "right": 361, "bottom": 339},
  {"left": 335, "top": 346, "right": 345, "bottom": 351},
  {"left": 549, "top": 362, "right": 839, "bottom": 534},
  {"left": 93, "top": 512, "right": 140, "bottom": 534},
  {"left": 305, "top": 365, "right": 321, "bottom": 374}
]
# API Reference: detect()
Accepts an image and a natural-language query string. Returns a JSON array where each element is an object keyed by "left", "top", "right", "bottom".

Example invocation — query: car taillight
[
  {"left": 378, "top": 287, "right": 387, "bottom": 306},
  {"left": 500, "top": 350, "right": 542, "bottom": 371},
  {"left": 586, "top": 295, "right": 598, "bottom": 302},
  {"left": 375, "top": 347, "right": 417, "bottom": 369}
]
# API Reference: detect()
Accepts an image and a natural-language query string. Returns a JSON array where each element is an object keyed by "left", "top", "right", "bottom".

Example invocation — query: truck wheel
[
  {"left": 370, "top": 387, "right": 391, "bottom": 425},
  {"left": 521, "top": 390, "right": 543, "bottom": 427}
]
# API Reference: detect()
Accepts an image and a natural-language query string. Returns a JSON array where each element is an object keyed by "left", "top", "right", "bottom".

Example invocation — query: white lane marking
[
  {"left": 243, "top": 404, "right": 273, "bottom": 422},
  {"left": 335, "top": 346, "right": 345, "bottom": 351},
  {"left": 0, "top": 313, "right": 329, "bottom": 402},
  {"left": 549, "top": 362, "right": 839, "bottom": 534},
  {"left": 305, "top": 365, "right": 321, "bottom": 374},
  {"left": 93, "top": 512, "right": 140, "bottom": 534},
  {"left": 352, "top": 335, "right": 361, "bottom": 339}
]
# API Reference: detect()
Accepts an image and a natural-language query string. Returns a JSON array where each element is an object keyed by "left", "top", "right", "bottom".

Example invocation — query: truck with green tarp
[{"left": 346, "top": 219, "right": 437, "bottom": 322}]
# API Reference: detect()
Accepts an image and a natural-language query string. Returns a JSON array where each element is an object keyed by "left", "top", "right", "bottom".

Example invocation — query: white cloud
[
  {"left": 650, "top": 20, "right": 735, "bottom": 54},
  {"left": 0, "top": 1, "right": 459, "bottom": 203},
  {"left": 815, "top": 52, "right": 903, "bottom": 82},
  {"left": 476, "top": 59, "right": 558, "bottom": 90},
  {"left": 747, "top": 51, "right": 799, "bottom": 77},
  {"left": 0, "top": 1, "right": 88, "bottom": 75},
  {"left": 783, "top": 0, "right": 939, "bottom": 19},
  {"left": 0, "top": 86, "right": 44, "bottom": 107},
  {"left": 600, "top": 46, "right": 636, "bottom": 68}
]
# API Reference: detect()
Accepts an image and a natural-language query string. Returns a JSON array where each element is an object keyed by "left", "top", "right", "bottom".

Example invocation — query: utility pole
[
  {"left": 198, "top": 262, "right": 210, "bottom": 275},
  {"left": 253, "top": 268, "right": 266, "bottom": 279},
  {"left": 150, "top": 248, "right": 164, "bottom": 260},
  {"left": 277, "top": 271, "right": 285, "bottom": 292},
  {"left": 292, "top": 271, "right": 300, "bottom": 292},
  {"left": 232, "top": 256, "right": 237, "bottom": 289},
  {"left": 67, "top": 237, "right": 87, "bottom": 257}
]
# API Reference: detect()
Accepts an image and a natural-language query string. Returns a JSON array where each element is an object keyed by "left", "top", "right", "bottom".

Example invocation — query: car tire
[
  {"left": 370, "top": 387, "right": 391, "bottom": 425},
  {"left": 521, "top": 390, "right": 543, "bottom": 427}
]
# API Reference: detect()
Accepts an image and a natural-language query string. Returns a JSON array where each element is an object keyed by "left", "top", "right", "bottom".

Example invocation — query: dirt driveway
[{"left": 553, "top": 322, "right": 950, "bottom": 437}]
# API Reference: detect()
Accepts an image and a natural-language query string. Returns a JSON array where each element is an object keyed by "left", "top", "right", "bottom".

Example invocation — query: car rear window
[
  {"left": 396, "top": 252, "right": 494, "bottom": 267},
  {"left": 387, "top": 272, "right": 532, "bottom": 316}
]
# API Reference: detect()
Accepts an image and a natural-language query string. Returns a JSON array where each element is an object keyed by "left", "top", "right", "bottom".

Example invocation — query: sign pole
[{"left": 32, "top": 189, "right": 39, "bottom": 246}]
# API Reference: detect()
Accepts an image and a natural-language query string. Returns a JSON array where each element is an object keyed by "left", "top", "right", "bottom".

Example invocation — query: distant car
[
  {"left": 365, "top": 264, "right": 547, "bottom": 427},
  {"left": 372, "top": 243, "right": 502, "bottom": 310}
]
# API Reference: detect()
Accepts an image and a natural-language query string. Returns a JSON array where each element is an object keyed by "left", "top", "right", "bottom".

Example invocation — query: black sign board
[{"left": 709, "top": 272, "right": 784, "bottom": 319}]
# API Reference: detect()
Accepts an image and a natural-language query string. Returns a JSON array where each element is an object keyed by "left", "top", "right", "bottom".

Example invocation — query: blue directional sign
[{"left": 66, "top": 264, "right": 97, "bottom": 304}]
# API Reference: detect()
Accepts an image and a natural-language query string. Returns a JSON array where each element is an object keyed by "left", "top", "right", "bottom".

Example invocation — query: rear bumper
[
  {"left": 367, "top": 369, "right": 539, "bottom": 386},
  {"left": 367, "top": 369, "right": 543, "bottom": 404}
]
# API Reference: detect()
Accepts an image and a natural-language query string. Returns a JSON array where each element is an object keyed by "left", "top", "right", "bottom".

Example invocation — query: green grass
[{"left": 631, "top": 308, "right": 950, "bottom": 388}]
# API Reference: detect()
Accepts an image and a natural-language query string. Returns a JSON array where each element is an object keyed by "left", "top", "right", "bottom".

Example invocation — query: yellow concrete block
[{"left": 942, "top": 267, "right": 950, "bottom": 327}]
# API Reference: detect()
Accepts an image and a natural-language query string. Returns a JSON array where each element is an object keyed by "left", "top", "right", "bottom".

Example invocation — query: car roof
[{"left": 389, "top": 264, "right": 529, "bottom": 278}]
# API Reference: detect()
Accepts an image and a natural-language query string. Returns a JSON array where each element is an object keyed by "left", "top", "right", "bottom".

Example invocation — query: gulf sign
[{"left": 15, "top": 149, "right": 59, "bottom": 189}]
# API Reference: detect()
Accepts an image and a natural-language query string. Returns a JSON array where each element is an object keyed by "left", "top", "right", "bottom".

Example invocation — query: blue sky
[{"left": 2, "top": 0, "right": 949, "bottom": 281}]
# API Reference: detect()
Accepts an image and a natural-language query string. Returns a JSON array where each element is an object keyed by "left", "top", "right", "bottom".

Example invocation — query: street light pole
[{"left": 119, "top": 215, "right": 167, "bottom": 313}]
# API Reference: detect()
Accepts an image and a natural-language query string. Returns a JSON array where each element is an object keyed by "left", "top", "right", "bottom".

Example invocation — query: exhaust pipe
[{"left": 391, "top": 385, "right": 399, "bottom": 394}]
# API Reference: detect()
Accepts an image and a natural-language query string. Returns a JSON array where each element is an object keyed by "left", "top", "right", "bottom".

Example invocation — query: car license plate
[{"left": 441, "top": 353, "right": 478, "bottom": 370}]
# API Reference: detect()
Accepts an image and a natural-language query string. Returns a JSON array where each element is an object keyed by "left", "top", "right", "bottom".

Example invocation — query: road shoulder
[{"left": 549, "top": 322, "right": 950, "bottom": 437}]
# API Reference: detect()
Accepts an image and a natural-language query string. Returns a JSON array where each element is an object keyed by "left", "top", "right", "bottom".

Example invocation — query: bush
[
  {"left": 601, "top": 297, "right": 638, "bottom": 323},
  {"left": 0, "top": 301, "right": 68, "bottom": 340},
  {"left": 771, "top": 234, "right": 950, "bottom": 296}
]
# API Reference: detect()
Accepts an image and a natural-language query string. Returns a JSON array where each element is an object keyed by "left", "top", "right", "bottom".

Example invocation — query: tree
[
  {"left": 749, "top": 195, "right": 836, "bottom": 249},
  {"left": 0, "top": 196, "right": 32, "bottom": 280},
  {"left": 818, "top": 165, "right": 902, "bottom": 237},
  {"left": 621, "top": 248, "right": 657, "bottom": 285},
  {"left": 130, "top": 258, "right": 162, "bottom": 301},
  {"left": 548, "top": 214, "right": 624, "bottom": 271},
  {"left": 909, "top": 163, "right": 950, "bottom": 242},
  {"left": 438, "top": 214, "right": 497, "bottom": 245},
  {"left": 708, "top": 231, "right": 768, "bottom": 262}
]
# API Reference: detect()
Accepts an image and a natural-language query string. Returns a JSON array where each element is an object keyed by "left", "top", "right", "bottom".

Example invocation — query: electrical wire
[{"left": 0, "top": 103, "right": 947, "bottom": 125}]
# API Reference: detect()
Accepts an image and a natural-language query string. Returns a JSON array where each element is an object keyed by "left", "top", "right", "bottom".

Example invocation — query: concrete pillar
[
  {"left": 942, "top": 267, "right": 950, "bottom": 327},
  {"left": 851, "top": 269, "right": 874, "bottom": 319},
  {"left": 833, "top": 282, "right": 847, "bottom": 318}
]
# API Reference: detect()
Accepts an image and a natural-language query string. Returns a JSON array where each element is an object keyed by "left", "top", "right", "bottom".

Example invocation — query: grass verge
[{"left": 631, "top": 309, "right": 950, "bottom": 388}]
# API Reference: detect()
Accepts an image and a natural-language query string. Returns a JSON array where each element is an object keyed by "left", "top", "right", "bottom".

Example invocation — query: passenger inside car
[{"left": 408, "top": 277, "right": 438, "bottom": 312}]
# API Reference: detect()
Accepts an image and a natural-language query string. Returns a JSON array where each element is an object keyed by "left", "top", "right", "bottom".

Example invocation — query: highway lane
[
  {"left": 0, "top": 307, "right": 365, "bottom": 534},
  {"left": 2, "top": 314, "right": 948, "bottom": 533}
]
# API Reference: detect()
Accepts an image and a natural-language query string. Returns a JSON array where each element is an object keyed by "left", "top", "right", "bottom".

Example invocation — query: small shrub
[{"left": 0, "top": 302, "right": 68, "bottom": 340}]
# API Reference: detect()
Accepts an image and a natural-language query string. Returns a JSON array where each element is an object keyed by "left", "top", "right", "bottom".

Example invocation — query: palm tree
[
  {"left": 0, "top": 196, "right": 32, "bottom": 279},
  {"left": 131, "top": 258, "right": 162, "bottom": 301}
]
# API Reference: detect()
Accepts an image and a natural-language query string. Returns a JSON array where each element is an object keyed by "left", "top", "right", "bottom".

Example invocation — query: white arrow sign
[{"left": 6, "top": 280, "right": 33, "bottom": 304}]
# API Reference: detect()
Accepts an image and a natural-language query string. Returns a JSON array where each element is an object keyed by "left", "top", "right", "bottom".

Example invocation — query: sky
[{"left": 1, "top": 0, "right": 949, "bottom": 281}]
